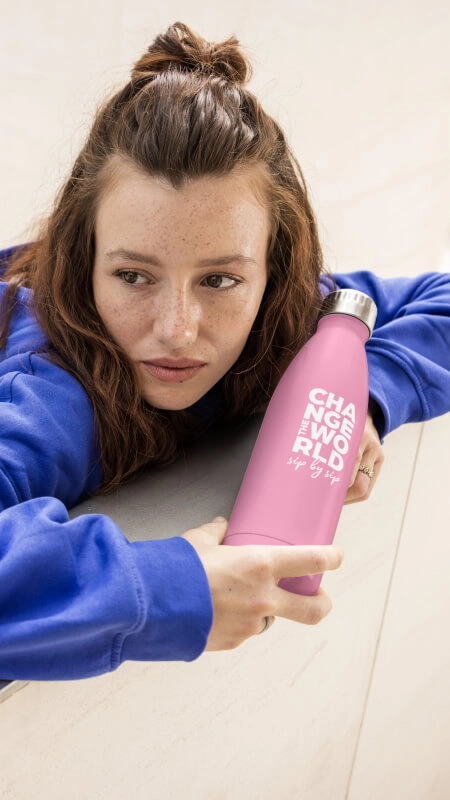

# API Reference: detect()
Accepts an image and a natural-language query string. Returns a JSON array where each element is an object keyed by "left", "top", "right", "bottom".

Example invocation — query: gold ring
[
  {"left": 259, "top": 616, "right": 275, "bottom": 634},
  {"left": 358, "top": 464, "right": 375, "bottom": 479}
]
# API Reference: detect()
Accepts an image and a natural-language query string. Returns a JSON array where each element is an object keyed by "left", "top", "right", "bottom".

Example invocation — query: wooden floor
[{"left": 1, "top": 2, "right": 449, "bottom": 798}]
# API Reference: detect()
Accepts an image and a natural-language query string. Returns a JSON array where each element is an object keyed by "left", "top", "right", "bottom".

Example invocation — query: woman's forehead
[{"left": 97, "top": 154, "right": 271, "bottom": 208}]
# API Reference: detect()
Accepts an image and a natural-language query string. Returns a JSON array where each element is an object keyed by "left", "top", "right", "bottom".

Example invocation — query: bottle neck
[{"left": 318, "top": 312, "right": 371, "bottom": 342}]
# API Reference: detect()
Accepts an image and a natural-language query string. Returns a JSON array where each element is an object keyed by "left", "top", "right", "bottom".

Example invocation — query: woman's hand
[
  {"left": 345, "top": 411, "right": 384, "bottom": 504},
  {"left": 182, "top": 518, "right": 343, "bottom": 651}
]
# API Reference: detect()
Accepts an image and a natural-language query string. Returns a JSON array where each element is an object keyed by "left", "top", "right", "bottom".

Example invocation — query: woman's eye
[
  {"left": 204, "top": 274, "right": 239, "bottom": 290},
  {"left": 118, "top": 270, "right": 146, "bottom": 285}
]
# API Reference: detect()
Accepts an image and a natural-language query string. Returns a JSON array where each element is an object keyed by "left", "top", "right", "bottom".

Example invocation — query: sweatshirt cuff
[
  {"left": 366, "top": 345, "right": 427, "bottom": 438},
  {"left": 119, "top": 536, "right": 213, "bottom": 665}
]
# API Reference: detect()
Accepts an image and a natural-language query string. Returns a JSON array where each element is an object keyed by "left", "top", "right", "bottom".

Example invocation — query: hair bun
[{"left": 131, "top": 22, "right": 251, "bottom": 86}]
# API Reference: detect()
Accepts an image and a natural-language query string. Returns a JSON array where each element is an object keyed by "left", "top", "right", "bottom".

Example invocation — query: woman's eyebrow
[
  {"left": 196, "top": 255, "right": 258, "bottom": 268},
  {"left": 105, "top": 248, "right": 160, "bottom": 265},
  {"left": 105, "top": 250, "right": 258, "bottom": 268}
]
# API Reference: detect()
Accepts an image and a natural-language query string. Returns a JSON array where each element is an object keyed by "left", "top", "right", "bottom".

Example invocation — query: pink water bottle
[{"left": 223, "top": 289, "right": 377, "bottom": 595}]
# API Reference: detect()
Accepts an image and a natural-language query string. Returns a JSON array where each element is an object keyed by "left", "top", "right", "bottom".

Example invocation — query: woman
[{"left": 0, "top": 22, "right": 449, "bottom": 680}]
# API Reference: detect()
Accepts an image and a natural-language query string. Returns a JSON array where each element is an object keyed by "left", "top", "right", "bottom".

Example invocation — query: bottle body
[{"left": 223, "top": 310, "right": 371, "bottom": 595}]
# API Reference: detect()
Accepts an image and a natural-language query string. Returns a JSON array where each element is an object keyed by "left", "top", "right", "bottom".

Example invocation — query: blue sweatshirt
[{"left": 1, "top": 250, "right": 449, "bottom": 680}]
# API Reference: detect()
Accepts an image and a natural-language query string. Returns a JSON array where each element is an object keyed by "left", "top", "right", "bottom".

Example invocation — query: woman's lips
[{"left": 142, "top": 359, "right": 207, "bottom": 383}]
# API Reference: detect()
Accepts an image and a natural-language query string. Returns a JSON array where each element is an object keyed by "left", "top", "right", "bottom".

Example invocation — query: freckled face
[{"left": 92, "top": 163, "right": 270, "bottom": 410}]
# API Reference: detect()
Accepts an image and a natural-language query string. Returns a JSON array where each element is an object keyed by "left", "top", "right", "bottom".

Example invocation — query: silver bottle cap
[{"left": 320, "top": 289, "right": 377, "bottom": 336}]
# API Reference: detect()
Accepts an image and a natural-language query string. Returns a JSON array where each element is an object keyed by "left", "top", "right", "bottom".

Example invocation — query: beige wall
[{"left": 1, "top": 1, "right": 450, "bottom": 798}]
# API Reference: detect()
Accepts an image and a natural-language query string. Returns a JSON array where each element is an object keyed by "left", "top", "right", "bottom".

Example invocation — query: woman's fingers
[
  {"left": 184, "top": 518, "right": 344, "bottom": 651},
  {"left": 183, "top": 516, "right": 229, "bottom": 547},
  {"left": 275, "top": 586, "right": 333, "bottom": 626},
  {"left": 269, "top": 543, "right": 343, "bottom": 581},
  {"left": 345, "top": 411, "right": 384, "bottom": 504},
  {"left": 184, "top": 520, "right": 343, "bottom": 578}
]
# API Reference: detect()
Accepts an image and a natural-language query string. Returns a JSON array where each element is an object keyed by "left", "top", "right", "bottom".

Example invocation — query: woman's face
[{"left": 92, "top": 161, "right": 270, "bottom": 410}]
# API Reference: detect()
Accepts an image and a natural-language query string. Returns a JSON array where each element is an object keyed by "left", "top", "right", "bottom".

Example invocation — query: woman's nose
[{"left": 153, "top": 289, "right": 200, "bottom": 349}]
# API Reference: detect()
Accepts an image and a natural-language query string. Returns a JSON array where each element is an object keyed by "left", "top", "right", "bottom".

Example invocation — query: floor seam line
[{"left": 344, "top": 423, "right": 425, "bottom": 800}]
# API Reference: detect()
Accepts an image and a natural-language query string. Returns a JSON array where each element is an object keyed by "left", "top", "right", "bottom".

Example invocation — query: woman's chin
[{"left": 140, "top": 384, "right": 208, "bottom": 412}]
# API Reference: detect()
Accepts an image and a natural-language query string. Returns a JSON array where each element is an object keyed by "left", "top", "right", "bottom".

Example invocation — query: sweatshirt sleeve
[
  {"left": 0, "top": 498, "right": 213, "bottom": 680},
  {"left": 0, "top": 353, "right": 213, "bottom": 680},
  {"left": 332, "top": 270, "right": 450, "bottom": 437}
]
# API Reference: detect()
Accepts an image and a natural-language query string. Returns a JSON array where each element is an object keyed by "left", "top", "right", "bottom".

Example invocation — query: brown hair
[{"left": 1, "top": 22, "right": 325, "bottom": 492}]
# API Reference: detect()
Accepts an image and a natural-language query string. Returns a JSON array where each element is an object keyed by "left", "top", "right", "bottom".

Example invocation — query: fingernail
[{"left": 213, "top": 516, "right": 226, "bottom": 522}]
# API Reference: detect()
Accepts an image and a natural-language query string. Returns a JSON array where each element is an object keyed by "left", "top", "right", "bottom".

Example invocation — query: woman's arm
[
  {"left": 0, "top": 353, "right": 213, "bottom": 679},
  {"left": 0, "top": 498, "right": 344, "bottom": 680},
  {"left": 0, "top": 496, "right": 214, "bottom": 680},
  {"left": 0, "top": 350, "right": 342, "bottom": 680},
  {"left": 333, "top": 270, "right": 450, "bottom": 438}
]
